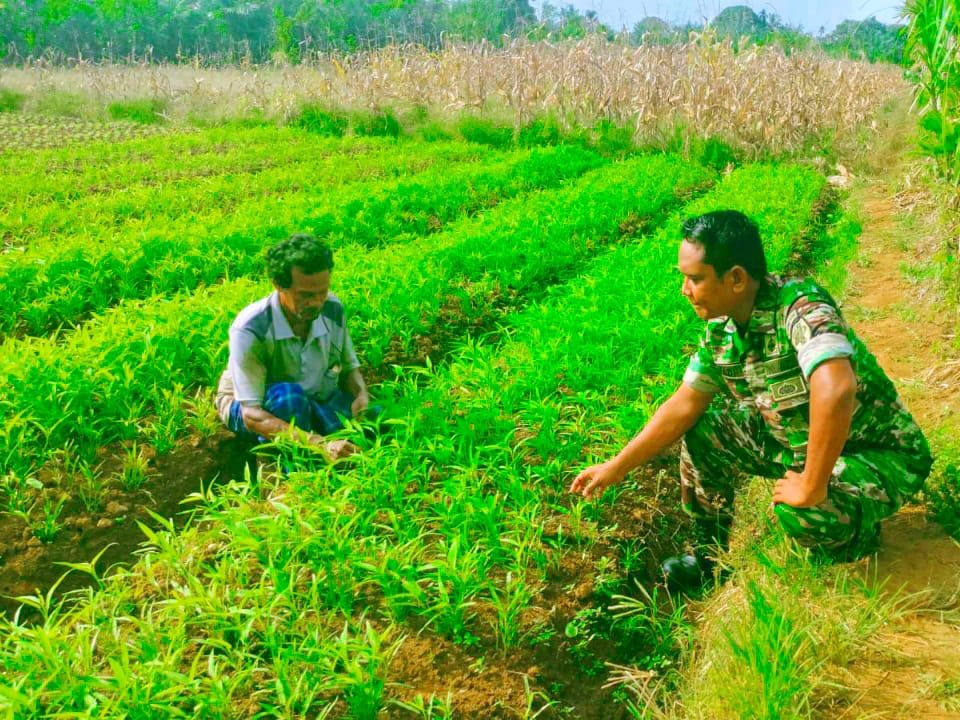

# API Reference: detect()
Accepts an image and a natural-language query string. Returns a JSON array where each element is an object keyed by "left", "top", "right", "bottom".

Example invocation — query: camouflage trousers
[{"left": 679, "top": 400, "right": 933, "bottom": 558}]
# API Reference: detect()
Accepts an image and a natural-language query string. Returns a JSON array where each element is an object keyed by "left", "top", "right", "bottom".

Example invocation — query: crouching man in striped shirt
[{"left": 215, "top": 233, "right": 369, "bottom": 460}]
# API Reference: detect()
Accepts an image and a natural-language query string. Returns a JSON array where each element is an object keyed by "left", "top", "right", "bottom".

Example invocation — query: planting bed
[{"left": 0, "top": 127, "right": 837, "bottom": 718}]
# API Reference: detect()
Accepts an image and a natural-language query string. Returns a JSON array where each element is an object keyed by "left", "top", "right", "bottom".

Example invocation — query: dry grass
[{"left": 0, "top": 36, "right": 904, "bottom": 157}]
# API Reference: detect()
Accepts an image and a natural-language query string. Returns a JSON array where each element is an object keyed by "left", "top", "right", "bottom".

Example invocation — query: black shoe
[{"left": 661, "top": 552, "right": 716, "bottom": 594}]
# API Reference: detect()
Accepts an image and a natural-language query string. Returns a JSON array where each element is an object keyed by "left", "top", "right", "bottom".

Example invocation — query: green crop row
[
  {"left": 406, "top": 163, "right": 830, "bottom": 455},
  {"left": 0, "top": 162, "right": 830, "bottom": 718},
  {"left": 0, "top": 125, "right": 455, "bottom": 205},
  {"left": 0, "top": 113, "right": 167, "bottom": 156},
  {"left": 339, "top": 153, "right": 713, "bottom": 367},
  {"left": 0, "top": 153, "right": 710, "bottom": 482},
  {"left": 1, "top": 134, "right": 503, "bottom": 250},
  {"left": 0, "top": 145, "right": 603, "bottom": 340}
]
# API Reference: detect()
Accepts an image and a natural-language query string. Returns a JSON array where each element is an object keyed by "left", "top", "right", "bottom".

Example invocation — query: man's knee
[
  {"left": 263, "top": 383, "right": 311, "bottom": 425},
  {"left": 773, "top": 501, "right": 857, "bottom": 548}
]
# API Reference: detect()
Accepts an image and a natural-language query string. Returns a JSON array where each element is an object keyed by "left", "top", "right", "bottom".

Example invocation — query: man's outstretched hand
[
  {"left": 306, "top": 434, "right": 358, "bottom": 460},
  {"left": 570, "top": 461, "right": 625, "bottom": 500}
]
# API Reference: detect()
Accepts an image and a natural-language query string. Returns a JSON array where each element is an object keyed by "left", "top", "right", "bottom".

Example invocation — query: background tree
[
  {"left": 0, "top": 0, "right": 911, "bottom": 64},
  {"left": 713, "top": 5, "right": 771, "bottom": 43},
  {"left": 821, "top": 17, "right": 906, "bottom": 64},
  {"left": 631, "top": 16, "right": 675, "bottom": 45}
]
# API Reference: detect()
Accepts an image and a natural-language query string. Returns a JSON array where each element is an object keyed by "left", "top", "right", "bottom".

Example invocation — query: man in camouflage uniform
[{"left": 571, "top": 210, "right": 932, "bottom": 591}]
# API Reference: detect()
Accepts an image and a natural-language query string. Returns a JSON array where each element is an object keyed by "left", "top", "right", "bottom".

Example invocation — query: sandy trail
[{"left": 836, "top": 110, "right": 960, "bottom": 717}]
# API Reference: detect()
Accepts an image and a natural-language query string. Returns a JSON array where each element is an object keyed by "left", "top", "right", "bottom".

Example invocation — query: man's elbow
[
  {"left": 835, "top": 360, "right": 858, "bottom": 402},
  {"left": 812, "top": 358, "right": 858, "bottom": 405},
  {"left": 241, "top": 405, "right": 268, "bottom": 434}
]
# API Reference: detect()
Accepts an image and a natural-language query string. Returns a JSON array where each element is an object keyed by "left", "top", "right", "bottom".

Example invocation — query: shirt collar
[
  {"left": 719, "top": 273, "right": 781, "bottom": 345},
  {"left": 268, "top": 291, "right": 329, "bottom": 341}
]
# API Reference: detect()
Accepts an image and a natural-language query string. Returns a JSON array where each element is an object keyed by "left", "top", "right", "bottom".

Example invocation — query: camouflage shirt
[{"left": 683, "top": 274, "right": 928, "bottom": 468}]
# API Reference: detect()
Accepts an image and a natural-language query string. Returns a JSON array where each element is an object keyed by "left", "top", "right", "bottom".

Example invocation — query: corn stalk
[{"left": 905, "top": 0, "right": 960, "bottom": 202}]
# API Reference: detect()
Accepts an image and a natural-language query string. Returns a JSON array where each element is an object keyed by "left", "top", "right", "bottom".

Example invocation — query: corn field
[{"left": 1, "top": 36, "right": 904, "bottom": 157}]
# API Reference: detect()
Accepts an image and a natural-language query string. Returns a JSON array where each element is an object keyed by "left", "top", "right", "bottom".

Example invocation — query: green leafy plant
[
  {"left": 31, "top": 495, "right": 67, "bottom": 543},
  {"left": 925, "top": 461, "right": 960, "bottom": 538},
  {"left": 905, "top": 0, "right": 960, "bottom": 201},
  {"left": 117, "top": 442, "right": 151, "bottom": 491},
  {"left": 294, "top": 105, "right": 349, "bottom": 136},
  {"left": 107, "top": 99, "right": 167, "bottom": 125},
  {"left": 0, "top": 88, "right": 26, "bottom": 113},
  {"left": 0, "top": 471, "right": 42, "bottom": 515}
]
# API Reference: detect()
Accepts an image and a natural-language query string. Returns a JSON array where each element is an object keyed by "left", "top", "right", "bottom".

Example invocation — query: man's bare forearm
[
  {"left": 241, "top": 405, "right": 318, "bottom": 443},
  {"left": 805, "top": 358, "right": 857, "bottom": 489},
  {"left": 570, "top": 383, "right": 712, "bottom": 499},
  {"left": 610, "top": 383, "right": 712, "bottom": 476},
  {"left": 344, "top": 368, "right": 368, "bottom": 400}
]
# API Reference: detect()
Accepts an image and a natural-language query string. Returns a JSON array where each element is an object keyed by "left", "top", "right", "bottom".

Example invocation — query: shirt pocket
[
  {"left": 759, "top": 355, "right": 809, "bottom": 410},
  {"left": 716, "top": 362, "right": 749, "bottom": 400}
]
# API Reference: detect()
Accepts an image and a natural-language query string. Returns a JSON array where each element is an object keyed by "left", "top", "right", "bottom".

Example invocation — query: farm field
[
  {"left": 0, "top": 117, "right": 825, "bottom": 715},
  {"left": 0, "top": 93, "right": 958, "bottom": 717}
]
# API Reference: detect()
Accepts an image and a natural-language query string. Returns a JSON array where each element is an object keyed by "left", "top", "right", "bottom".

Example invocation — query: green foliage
[
  {"left": 0, "top": 88, "right": 26, "bottom": 113},
  {"left": 631, "top": 16, "right": 677, "bottom": 45},
  {"left": 925, "top": 460, "right": 960, "bottom": 539},
  {"left": 906, "top": 0, "right": 960, "bottom": 199},
  {"left": 353, "top": 108, "right": 402, "bottom": 138},
  {"left": 821, "top": 17, "right": 906, "bottom": 64},
  {"left": 32, "top": 90, "right": 89, "bottom": 119},
  {"left": 271, "top": 4, "right": 296, "bottom": 63},
  {"left": 0, "top": 125, "right": 836, "bottom": 714},
  {"left": 694, "top": 136, "right": 739, "bottom": 170},
  {"left": 589, "top": 119, "right": 635, "bottom": 157},
  {"left": 713, "top": 6, "right": 772, "bottom": 42},
  {"left": 516, "top": 116, "right": 564, "bottom": 147},
  {"left": 294, "top": 105, "right": 349, "bottom": 136},
  {"left": 447, "top": 0, "right": 537, "bottom": 44},
  {"left": 457, "top": 116, "right": 514, "bottom": 148},
  {"left": 0, "top": 136, "right": 602, "bottom": 340},
  {"left": 419, "top": 121, "right": 453, "bottom": 142},
  {"left": 107, "top": 98, "right": 166, "bottom": 125}
]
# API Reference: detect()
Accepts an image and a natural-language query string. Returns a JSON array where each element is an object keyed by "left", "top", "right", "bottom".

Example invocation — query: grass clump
[
  {"left": 32, "top": 90, "right": 89, "bottom": 119},
  {"left": 694, "top": 136, "right": 739, "bottom": 171},
  {"left": 925, "top": 457, "right": 960, "bottom": 539},
  {"left": 458, "top": 116, "right": 514, "bottom": 148},
  {"left": 419, "top": 121, "right": 453, "bottom": 142},
  {"left": 293, "top": 104, "right": 349, "bottom": 136},
  {"left": 0, "top": 88, "right": 25, "bottom": 113},
  {"left": 612, "top": 481, "right": 921, "bottom": 719},
  {"left": 517, "top": 115, "right": 565, "bottom": 147},
  {"left": 352, "top": 108, "right": 401, "bottom": 138},
  {"left": 107, "top": 98, "right": 167, "bottom": 125},
  {"left": 588, "top": 118, "right": 635, "bottom": 157}
]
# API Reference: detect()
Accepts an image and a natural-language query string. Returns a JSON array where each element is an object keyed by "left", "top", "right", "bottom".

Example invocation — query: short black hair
[
  {"left": 266, "top": 233, "right": 334, "bottom": 288},
  {"left": 680, "top": 210, "right": 767, "bottom": 281}
]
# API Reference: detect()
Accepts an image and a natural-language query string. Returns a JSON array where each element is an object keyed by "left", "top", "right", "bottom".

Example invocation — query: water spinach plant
[{"left": 0, "top": 146, "right": 832, "bottom": 717}]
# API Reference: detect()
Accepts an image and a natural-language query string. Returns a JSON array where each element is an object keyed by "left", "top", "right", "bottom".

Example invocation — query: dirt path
[{"left": 835, "top": 105, "right": 960, "bottom": 718}]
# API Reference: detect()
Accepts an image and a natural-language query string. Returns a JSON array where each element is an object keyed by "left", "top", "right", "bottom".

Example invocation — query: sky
[{"left": 539, "top": 1, "right": 905, "bottom": 35}]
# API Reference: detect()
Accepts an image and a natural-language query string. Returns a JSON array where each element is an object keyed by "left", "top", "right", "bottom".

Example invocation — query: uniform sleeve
[
  {"left": 228, "top": 328, "right": 267, "bottom": 407},
  {"left": 682, "top": 334, "right": 723, "bottom": 396},
  {"left": 784, "top": 294, "right": 854, "bottom": 379}
]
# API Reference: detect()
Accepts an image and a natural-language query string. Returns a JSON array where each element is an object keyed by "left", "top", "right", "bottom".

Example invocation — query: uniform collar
[
  {"left": 718, "top": 274, "right": 782, "bottom": 357},
  {"left": 744, "top": 274, "right": 781, "bottom": 334},
  {"left": 269, "top": 291, "right": 329, "bottom": 341}
]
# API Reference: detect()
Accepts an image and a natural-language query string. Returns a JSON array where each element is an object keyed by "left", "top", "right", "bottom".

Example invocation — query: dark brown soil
[{"left": 0, "top": 430, "right": 252, "bottom": 620}]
